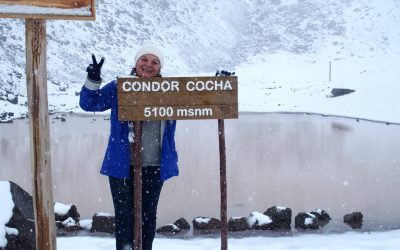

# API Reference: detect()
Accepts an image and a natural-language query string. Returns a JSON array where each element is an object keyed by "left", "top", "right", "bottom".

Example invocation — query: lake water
[{"left": 1, "top": 113, "right": 400, "bottom": 231}]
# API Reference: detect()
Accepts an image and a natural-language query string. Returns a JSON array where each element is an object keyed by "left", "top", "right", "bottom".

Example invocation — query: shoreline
[
  {"left": 2, "top": 111, "right": 399, "bottom": 126},
  {"left": 56, "top": 225, "right": 400, "bottom": 239}
]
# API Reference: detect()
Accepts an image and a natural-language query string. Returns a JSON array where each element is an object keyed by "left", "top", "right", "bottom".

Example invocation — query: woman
[{"left": 79, "top": 45, "right": 179, "bottom": 250}]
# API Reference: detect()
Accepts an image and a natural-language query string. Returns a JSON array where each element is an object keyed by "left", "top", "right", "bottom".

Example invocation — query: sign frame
[
  {"left": 0, "top": 0, "right": 95, "bottom": 20},
  {"left": 117, "top": 76, "right": 238, "bottom": 121},
  {"left": 0, "top": 0, "right": 96, "bottom": 249}
]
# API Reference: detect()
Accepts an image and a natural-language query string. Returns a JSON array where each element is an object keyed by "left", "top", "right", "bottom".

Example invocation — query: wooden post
[
  {"left": 133, "top": 121, "right": 142, "bottom": 250},
  {"left": 25, "top": 19, "right": 56, "bottom": 250},
  {"left": 329, "top": 61, "right": 332, "bottom": 82},
  {"left": 218, "top": 119, "right": 228, "bottom": 250}
]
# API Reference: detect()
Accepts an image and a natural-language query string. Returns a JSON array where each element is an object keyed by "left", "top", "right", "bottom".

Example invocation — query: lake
[{"left": 1, "top": 112, "right": 400, "bottom": 231}]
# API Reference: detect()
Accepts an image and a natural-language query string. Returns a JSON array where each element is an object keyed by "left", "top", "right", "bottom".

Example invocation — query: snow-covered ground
[
  {"left": 236, "top": 52, "right": 399, "bottom": 124},
  {"left": 57, "top": 229, "right": 400, "bottom": 250},
  {"left": 1, "top": 181, "right": 398, "bottom": 250}
]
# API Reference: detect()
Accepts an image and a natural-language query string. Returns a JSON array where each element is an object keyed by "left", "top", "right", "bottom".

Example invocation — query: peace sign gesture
[{"left": 86, "top": 54, "right": 105, "bottom": 82}]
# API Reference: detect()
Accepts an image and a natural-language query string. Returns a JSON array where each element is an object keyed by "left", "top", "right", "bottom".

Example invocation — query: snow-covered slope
[{"left": 0, "top": 0, "right": 399, "bottom": 122}]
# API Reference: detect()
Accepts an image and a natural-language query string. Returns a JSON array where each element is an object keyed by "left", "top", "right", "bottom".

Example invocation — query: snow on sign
[
  {"left": 0, "top": 0, "right": 95, "bottom": 20},
  {"left": 118, "top": 76, "right": 238, "bottom": 121}
]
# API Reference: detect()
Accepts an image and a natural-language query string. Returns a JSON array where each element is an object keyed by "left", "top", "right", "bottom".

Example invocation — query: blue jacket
[{"left": 79, "top": 79, "right": 179, "bottom": 181}]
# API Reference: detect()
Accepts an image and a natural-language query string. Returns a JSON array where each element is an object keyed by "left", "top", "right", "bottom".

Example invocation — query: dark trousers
[{"left": 109, "top": 166, "right": 163, "bottom": 250}]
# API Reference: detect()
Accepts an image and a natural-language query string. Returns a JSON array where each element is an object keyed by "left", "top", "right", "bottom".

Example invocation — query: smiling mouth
[{"left": 142, "top": 68, "right": 153, "bottom": 73}]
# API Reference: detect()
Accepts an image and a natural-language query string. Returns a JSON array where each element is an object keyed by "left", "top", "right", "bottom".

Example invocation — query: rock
[
  {"left": 78, "top": 219, "right": 93, "bottom": 231},
  {"left": 0, "top": 112, "right": 14, "bottom": 123},
  {"left": 173, "top": 218, "right": 190, "bottom": 230},
  {"left": 6, "top": 94, "right": 18, "bottom": 105},
  {"left": 2, "top": 181, "right": 36, "bottom": 250},
  {"left": 228, "top": 217, "right": 249, "bottom": 231},
  {"left": 91, "top": 213, "right": 115, "bottom": 234},
  {"left": 192, "top": 216, "right": 220, "bottom": 231},
  {"left": 156, "top": 224, "right": 182, "bottom": 235},
  {"left": 4, "top": 227, "right": 19, "bottom": 250},
  {"left": 55, "top": 221, "right": 64, "bottom": 229},
  {"left": 63, "top": 224, "right": 82, "bottom": 232},
  {"left": 55, "top": 213, "right": 80, "bottom": 235},
  {"left": 310, "top": 209, "right": 331, "bottom": 227},
  {"left": 344, "top": 212, "right": 363, "bottom": 229},
  {"left": 53, "top": 115, "right": 67, "bottom": 122},
  {"left": 54, "top": 203, "right": 80, "bottom": 223},
  {"left": 54, "top": 204, "right": 82, "bottom": 234},
  {"left": 247, "top": 211, "right": 274, "bottom": 230},
  {"left": 59, "top": 216, "right": 81, "bottom": 232},
  {"left": 329, "top": 88, "right": 355, "bottom": 98},
  {"left": 295, "top": 212, "right": 319, "bottom": 230},
  {"left": 295, "top": 209, "right": 331, "bottom": 230},
  {"left": 156, "top": 218, "right": 190, "bottom": 236},
  {"left": 264, "top": 206, "right": 292, "bottom": 230}
]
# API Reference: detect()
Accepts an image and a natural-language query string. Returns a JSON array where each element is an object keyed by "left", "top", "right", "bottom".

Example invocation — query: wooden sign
[
  {"left": 118, "top": 76, "right": 238, "bottom": 121},
  {"left": 0, "top": 0, "right": 95, "bottom": 20}
]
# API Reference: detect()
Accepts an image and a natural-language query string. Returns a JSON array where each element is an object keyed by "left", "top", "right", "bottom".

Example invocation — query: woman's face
[{"left": 135, "top": 54, "right": 161, "bottom": 78}]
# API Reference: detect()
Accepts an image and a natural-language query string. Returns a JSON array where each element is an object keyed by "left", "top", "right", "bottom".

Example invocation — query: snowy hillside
[{"left": 0, "top": 0, "right": 399, "bottom": 122}]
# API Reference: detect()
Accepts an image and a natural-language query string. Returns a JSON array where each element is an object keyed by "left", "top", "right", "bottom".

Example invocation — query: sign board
[
  {"left": 118, "top": 76, "right": 238, "bottom": 121},
  {"left": 0, "top": 0, "right": 95, "bottom": 20}
]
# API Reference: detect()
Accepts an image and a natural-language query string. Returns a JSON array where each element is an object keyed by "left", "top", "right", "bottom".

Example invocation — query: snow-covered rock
[
  {"left": 54, "top": 202, "right": 80, "bottom": 223},
  {"left": 78, "top": 219, "right": 93, "bottom": 231},
  {"left": 156, "top": 218, "right": 190, "bottom": 235},
  {"left": 247, "top": 211, "right": 274, "bottom": 230},
  {"left": 156, "top": 224, "right": 182, "bottom": 235},
  {"left": 0, "top": 181, "right": 35, "bottom": 249},
  {"left": 173, "top": 218, "right": 190, "bottom": 231},
  {"left": 192, "top": 216, "right": 220, "bottom": 231},
  {"left": 295, "top": 209, "right": 331, "bottom": 230},
  {"left": 264, "top": 206, "right": 292, "bottom": 230},
  {"left": 228, "top": 217, "right": 249, "bottom": 232},
  {"left": 295, "top": 212, "right": 319, "bottom": 230},
  {"left": 310, "top": 209, "right": 331, "bottom": 227}
]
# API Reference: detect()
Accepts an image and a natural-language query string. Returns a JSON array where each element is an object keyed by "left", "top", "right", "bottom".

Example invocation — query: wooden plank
[
  {"left": 117, "top": 76, "right": 237, "bottom": 96},
  {"left": 118, "top": 104, "right": 238, "bottom": 121},
  {"left": 118, "top": 90, "right": 237, "bottom": 106},
  {"left": 0, "top": 0, "right": 95, "bottom": 20},
  {"left": 26, "top": 19, "right": 56, "bottom": 250},
  {"left": 0, "top": 13, "right": 95, "bottom": 20},
  {"left": 0, "top": 0, "right": 89, "bottom": 8}
]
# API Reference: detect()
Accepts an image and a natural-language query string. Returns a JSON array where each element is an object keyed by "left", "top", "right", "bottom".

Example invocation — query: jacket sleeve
[
  {"left": 160, "top": 120, "right": 179, "bottom": 181},
  {"left": 79, "top": 78, "right": 116, "bottom": 112}
]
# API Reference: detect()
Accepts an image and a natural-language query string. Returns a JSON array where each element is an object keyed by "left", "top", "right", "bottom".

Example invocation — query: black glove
[
  {"left": 86, "top": 54, "right": 105, "bottom": 82},
  {"left": 215, "top": 70, "right": 235, "bottom": 76}
]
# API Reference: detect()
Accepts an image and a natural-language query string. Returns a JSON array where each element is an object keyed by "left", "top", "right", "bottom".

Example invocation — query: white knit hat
[{"left": 134, "top": 45, "right": 164, "bottom": 69}]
